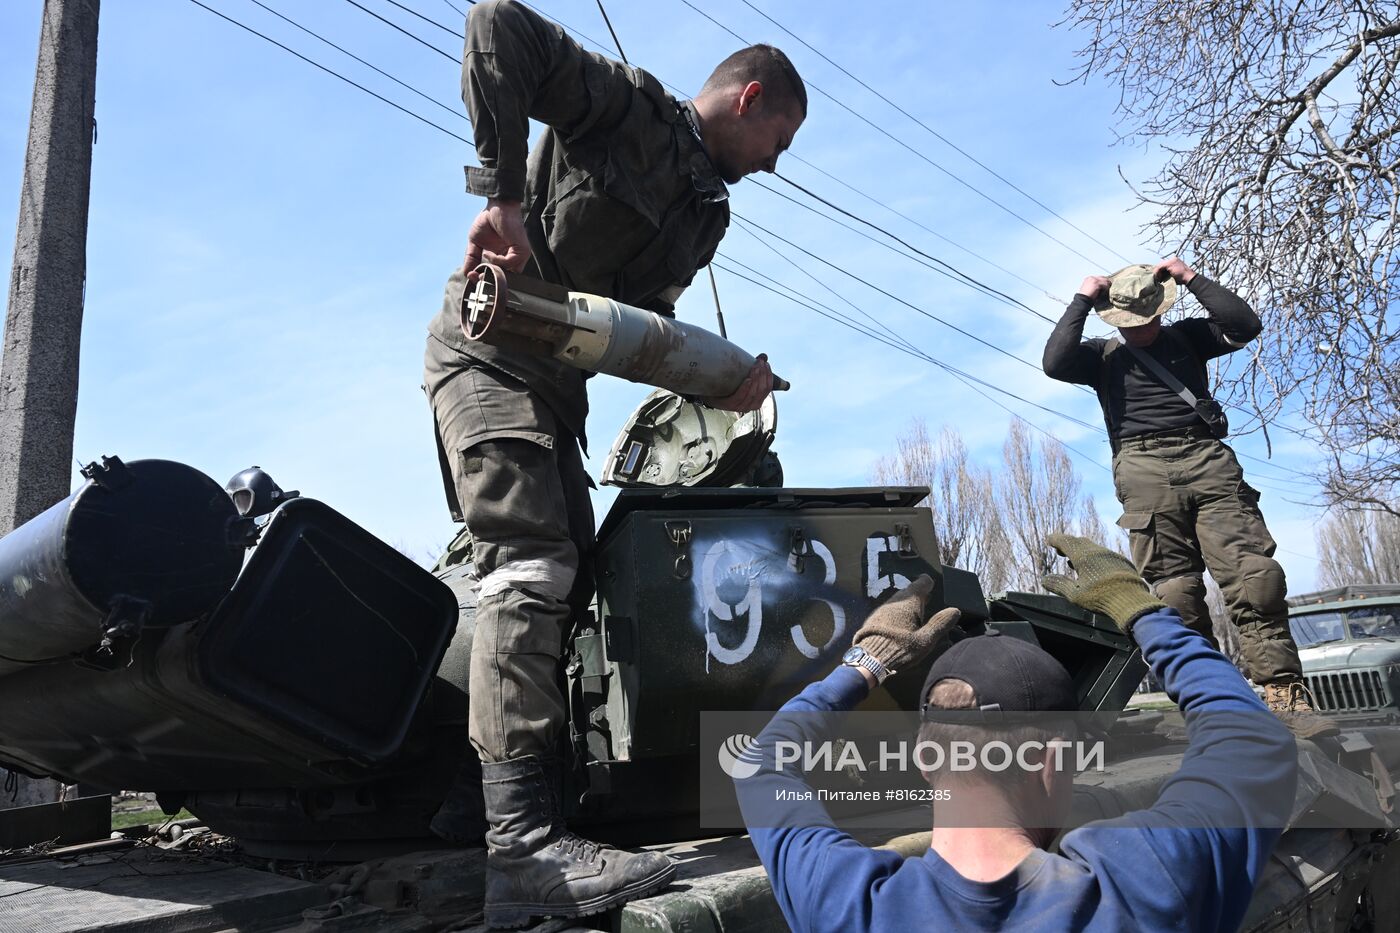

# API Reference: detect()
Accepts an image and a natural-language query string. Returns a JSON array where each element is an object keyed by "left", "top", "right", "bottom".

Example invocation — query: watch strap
[{"left": 844, "top": 648, "right": 891, "bottom": 684}]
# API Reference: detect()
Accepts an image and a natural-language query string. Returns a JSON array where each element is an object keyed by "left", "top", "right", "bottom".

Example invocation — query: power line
[
  {"left": 183, "top": 0, "right": 469, "bottom": 142},
  {"left": 518, "top": 0, "right": 611, "bottom": 54},
  {"left": 735, "top": 0, "right": 1132, "bottom": 267},
  {"left": 213, "top": 0, "right": 1110, "bottom": 473},
  {"left": 731, "top": 219, "right": 936, "bottom": 363},
  {"left": 724, "top": 230, "right": 1105, "bottom": 435},
  {"left": 377, "top": 0, "right": 468, "bottom": 39},
  {"left": 784, "top": 153, "right": 1069, "bottom": 304},
  {"left": 376, "top": 6, "right": 1322, "bottom": 482},
  {"left": 245, "top": 0, "right": 467, "bottom": 123},
  {"left": 594, "top": 0, "right": 629, "bottom": 64},
  {"left": 752, "top": 176, "right": 1055, "bottom": 324},
  {"left": 676, "top": 0, "right": 1112, "bottom": 269},
  {"left": 732, "top": 212, "right": 1046, "bottom": 375},
  {"left": 710, "top": 255, "right": 1113, "bottom": 471},
  {"left": 337, "top": 0, "right": 459, "bottom": 62},
  {"left": 691, "top": 14, "right": 1319, "bottom": 453}
]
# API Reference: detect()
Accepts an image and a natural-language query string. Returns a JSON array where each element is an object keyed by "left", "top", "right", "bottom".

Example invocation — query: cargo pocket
[
  {"left": 459, "top": 429, "right": 554, "bottom": 473},
  {"left": 457, "top": 431, "right": 564, "bottom": 543},
  {"left": 1115, "top": 511, "right": 1153, "bottom": 535},
  {"left": 1113, "top": 511, "right": 1160, "bottom": 579},
  {"left": 457, "top": 433, "right": 575, "bottom": 597}
]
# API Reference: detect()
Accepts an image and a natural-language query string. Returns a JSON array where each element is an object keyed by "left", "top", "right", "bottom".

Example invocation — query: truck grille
[{"left": 1305, "top": 669, "right": 1389, "bottom": 712}]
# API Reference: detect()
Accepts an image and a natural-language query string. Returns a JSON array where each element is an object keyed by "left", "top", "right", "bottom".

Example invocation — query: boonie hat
[
  {"left": 1095, "top": 264, "right": 1178, "bottom": 328},
  {"left": 920, "top": 630, "right": 1077, "bottom": 715}
]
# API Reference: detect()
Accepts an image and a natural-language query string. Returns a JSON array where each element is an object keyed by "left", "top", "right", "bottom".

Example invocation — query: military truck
[
  {"left": 1290, "top": 585, "right": 1400, "bottom": 722},
  {"left": 0, "top": 397, "right": 1398, "bottom": 931}
]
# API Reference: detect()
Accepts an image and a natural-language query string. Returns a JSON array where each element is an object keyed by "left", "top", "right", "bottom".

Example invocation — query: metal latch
[
  {"left": 788, "top": 526, "right": 809, "bottom": 573},
  {"left": 665, "top": 521, "right": 693, "bottom": 579},
  {"left": 80, "top": 455, "right": 134, "bottom": 492},
  {"left": 895, "top": 522, "right": 917, "bottom": 557}
]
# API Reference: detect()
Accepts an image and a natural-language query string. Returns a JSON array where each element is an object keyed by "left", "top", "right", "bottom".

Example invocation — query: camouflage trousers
[
  {"left": 1112, "top": 432, "right": 1302, "bottom": 685},
  {"left": 424, "top": 334, "right": 594, "bottom": 763}
]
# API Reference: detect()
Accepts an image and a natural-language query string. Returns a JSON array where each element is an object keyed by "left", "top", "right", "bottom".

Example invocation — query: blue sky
[{"left": 0, "top": 0, "right": 1328, "bottom": 587}]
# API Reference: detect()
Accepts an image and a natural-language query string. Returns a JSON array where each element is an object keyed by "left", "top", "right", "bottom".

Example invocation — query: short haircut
[{"left": 701, "top": 44, "right": 807, "bottom": 118}]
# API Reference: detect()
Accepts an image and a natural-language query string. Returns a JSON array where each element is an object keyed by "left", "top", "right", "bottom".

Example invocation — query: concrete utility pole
[
  {"left": 2, "top": 0, "right": 100, "bottom": 537},
  {"left": 1, "top": 0, "right": 101, "bottom": 810}
]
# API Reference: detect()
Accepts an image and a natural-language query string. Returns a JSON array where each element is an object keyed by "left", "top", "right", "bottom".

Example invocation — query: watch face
[{"left": 842, "top": 647, "right": 863, "bottom": 664}]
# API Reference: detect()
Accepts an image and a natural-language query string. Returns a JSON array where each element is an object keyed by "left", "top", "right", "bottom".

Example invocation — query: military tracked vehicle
[{"left": 0, "top": 397, "right": 1397, "bottom": 931}]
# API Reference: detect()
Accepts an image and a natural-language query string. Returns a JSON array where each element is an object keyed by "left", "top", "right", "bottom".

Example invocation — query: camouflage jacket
[{"left": 429, "top": 0, "right": 731, "bottom": 448}]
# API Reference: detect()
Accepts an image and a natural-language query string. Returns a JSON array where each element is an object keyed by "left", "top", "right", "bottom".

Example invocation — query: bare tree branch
[{"left": 1061, "top": 3, "right": 1400, "bottom": 503}]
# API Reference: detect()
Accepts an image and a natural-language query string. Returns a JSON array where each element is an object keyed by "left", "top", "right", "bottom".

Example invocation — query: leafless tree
[
  {"left": 876, "top": 420, "right": 1120, "bottom": 593},
  {"left": 996, "top": 420, "right": 1108, "bottom": 591},
  {"left": 1315, "top": 505, "right": 1400, "bottom": 585},
  {"left": 1077, "top": 492, "right": 1108, "bottom": 546},
  {"left": 874, "top": 420, "right": 1011, "bottom": 590},
  {"left": 1059, "top": 2, "right": 1400, "bottom": 509}
]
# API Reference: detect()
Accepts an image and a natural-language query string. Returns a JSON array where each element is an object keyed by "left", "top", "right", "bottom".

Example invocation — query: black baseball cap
[{"left": 920, "top": 630, "right": 1077, "bottom": 716}]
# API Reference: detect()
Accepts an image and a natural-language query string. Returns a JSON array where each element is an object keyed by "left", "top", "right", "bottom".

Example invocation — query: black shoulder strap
[
  {"left": 1125, "top": 343, "right": 1201, "bottom": 406},
  {"left": 1159, "top": 324, "right": 1211, "bottom": 384}
]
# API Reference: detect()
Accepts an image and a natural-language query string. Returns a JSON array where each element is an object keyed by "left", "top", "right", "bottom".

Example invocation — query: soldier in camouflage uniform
[
  {"left": 422, "top": 1, "right": 805, "bottom": 925},
  {"left": 1042, "top": 257, "right": 1333, "bottom": 739}
]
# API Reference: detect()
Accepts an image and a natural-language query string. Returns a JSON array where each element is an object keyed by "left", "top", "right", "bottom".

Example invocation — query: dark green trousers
[
  {"left": 424, "top": 334, "right": 594, "bottom": 763},
  {"left": 1112, "top": 433, "right": 1302, "bottom": 684}
]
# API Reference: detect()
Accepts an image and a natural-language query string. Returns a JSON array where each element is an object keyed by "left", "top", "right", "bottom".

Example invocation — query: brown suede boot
[{"left": 1263, "top": 678, "right": 1338, "bottom": 739}]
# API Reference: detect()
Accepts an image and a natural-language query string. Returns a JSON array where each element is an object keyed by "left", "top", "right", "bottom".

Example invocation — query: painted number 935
[{"left": 697, "top": 532, "right": 915, "bottom": 670}]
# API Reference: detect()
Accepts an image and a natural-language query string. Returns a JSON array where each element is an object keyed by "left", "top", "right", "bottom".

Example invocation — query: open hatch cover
[{"left": 600, "top": 390, "right": 778, "bottom": 489}]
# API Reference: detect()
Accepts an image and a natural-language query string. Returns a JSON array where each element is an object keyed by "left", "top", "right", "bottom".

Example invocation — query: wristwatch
[{"left": 841, "top": 646, "right": 892, "bottom": 685}]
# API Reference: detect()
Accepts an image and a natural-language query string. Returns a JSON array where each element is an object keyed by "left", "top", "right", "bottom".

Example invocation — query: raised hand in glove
[
  {"left": 851, "top": 575, "right": 962, "bottom": 677},
  {"left": 1041, "top": 534, "right": 1165, "bottom": 633}
]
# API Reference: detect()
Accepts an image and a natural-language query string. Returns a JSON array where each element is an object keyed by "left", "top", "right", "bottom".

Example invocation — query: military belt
[{"left": 1112, "top": 424, "right": 1217, "bottom": 455}]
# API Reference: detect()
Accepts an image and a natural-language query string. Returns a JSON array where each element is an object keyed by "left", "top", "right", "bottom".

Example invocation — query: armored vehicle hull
[{"left": 0, "top": 457, "right": 1397, "bottom": 931}]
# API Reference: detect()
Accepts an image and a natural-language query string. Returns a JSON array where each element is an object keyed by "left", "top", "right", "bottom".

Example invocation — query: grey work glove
[
  {"left": 1041, "top": 534, "right": 1166, "bottom": 633},
  {"left": 851, "top": 575, "right": 962, "bottom": 674}
]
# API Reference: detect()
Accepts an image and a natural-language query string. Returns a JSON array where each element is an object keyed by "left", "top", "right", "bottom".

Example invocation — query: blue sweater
[{"left": 739, "top": 610, "right": 1298, "bottom": 933}]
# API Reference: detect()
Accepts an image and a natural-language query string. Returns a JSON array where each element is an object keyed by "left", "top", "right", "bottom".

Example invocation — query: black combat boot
[{"left": 481, "top": 756, "right": 676, "bottom": 928}]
